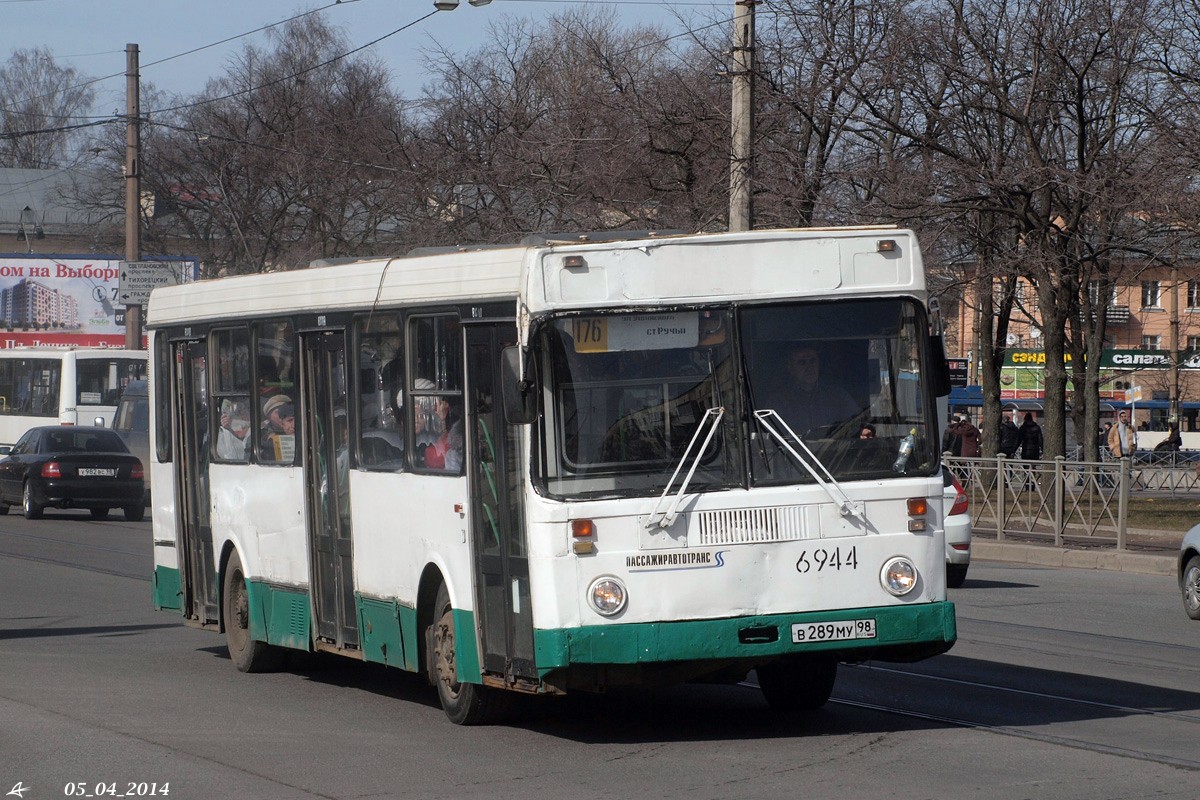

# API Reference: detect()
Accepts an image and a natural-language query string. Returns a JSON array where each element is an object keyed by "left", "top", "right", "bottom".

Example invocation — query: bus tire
[
  {"left": 757, "top": 654, "right": 838, "bottom": 713},
  {"left": 90, "top": 507, "right": 110, "bottom": 520},
  {"left": 222, "top": 550, "right": 284, "bottom": 673},
  {"left": 0, "top": 501, "right": 8, "bottom": 515},
  {"left": 123, "top": 504, "right": 145, "bottom": 522},
  {"left": 947, "top": 563, "right": 968, "bottom": 589},
  {"left": 428, "top": 583, "right": 506, "bottom": 725},
  {"left": 22, "top": 482, "right": 42, "bottom": 520}
]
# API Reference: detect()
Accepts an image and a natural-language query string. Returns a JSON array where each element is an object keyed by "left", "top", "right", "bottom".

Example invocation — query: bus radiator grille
[{"left": 696, "top": 506, "right": 809, "bottom": 545}]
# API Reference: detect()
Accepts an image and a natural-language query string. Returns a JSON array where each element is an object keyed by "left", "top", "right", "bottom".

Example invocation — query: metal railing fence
[{"left": 942, "top": 453, "right": 1198, "bottom": 550}]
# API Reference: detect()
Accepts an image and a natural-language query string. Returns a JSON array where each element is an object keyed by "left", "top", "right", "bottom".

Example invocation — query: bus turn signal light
[
  {"left": 906, "top": 497, "right": 928, "bottom": 516},
  {"left": 571, "top": 519, "right": 595, "bottom": 538}
]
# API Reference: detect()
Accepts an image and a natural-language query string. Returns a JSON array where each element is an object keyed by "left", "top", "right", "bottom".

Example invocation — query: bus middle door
[
  {"left": 299, "top": 331, "right": 358, "bottom": 652},
  {"left": 465, "top": 323, "right": 536, "bottom": 687}
]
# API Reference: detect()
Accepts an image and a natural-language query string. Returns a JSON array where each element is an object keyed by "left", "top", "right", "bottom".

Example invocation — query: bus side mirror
[
  {"left": 930, "top": 334, "right": 952, "bottom": 398},
  {"left": 500, "top": 346, "right": 536, "bottom": 425}
]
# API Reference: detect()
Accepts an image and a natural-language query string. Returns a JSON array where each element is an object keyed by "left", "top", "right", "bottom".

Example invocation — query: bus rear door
[{"left": 173, "top": 339, "right": 218, "bottom": 626}]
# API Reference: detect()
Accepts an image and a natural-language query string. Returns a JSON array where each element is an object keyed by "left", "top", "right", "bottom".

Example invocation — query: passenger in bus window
[
  {"left": 217, "top": 400, "right": 252, "bottom": 461},
  {"left": 767, "top": 344, "right": 860, "bottom": 436},
  {"left": 260, "top": 393, "right": 296, "bottom": 462},
  {"left": 413, "top": 379, "right": 463, "bottom": 472}
]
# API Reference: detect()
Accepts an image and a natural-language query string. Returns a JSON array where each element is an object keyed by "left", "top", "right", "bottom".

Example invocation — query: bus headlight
[
  {"left": 880, "top": 557, "right": 918, "bottom": 596},
  {"left": 588, "top": 577, "right": 627, "bottom": 616}
]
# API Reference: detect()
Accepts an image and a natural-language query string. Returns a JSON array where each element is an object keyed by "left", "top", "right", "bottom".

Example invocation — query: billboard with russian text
[{"left": 0, "top": 254, "right": 197, "bottom": 348}]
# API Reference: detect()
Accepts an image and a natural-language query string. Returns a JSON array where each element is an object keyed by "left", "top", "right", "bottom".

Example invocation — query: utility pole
[
  {"left": 729, "top": 0, "right": 755, "bottom": 232},
  {"left": 124, "top": 43, "right": 142, "bottom": 350}
]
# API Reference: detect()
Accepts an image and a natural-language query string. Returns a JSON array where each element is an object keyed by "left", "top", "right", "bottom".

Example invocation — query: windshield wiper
[
  {"left": 753, "top": 409, "right": 867, "bottom": 525},
  {"left": 645, "top": 406, "right": 726, "bottom": 529}
]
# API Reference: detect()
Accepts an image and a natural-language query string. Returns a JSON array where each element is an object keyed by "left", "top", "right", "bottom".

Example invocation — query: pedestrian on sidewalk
[{"left": 1019, "top": 412, "right": 1043, "bottom": 460}]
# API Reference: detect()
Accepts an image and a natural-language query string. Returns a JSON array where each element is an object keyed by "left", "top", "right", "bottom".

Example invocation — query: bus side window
[
  {"left": 256, "top": 320, "right": 297, "bottom": 465},
  {"left": 154, "top": 331, "right": 173, "bottom": 463},
  {"left": 0, "top": 360, "right": 11, "bottom": 414},
  {"left": 212, "top": 327, "right": 252, "bottom": 464},
  {"left": 408, "top": 314, "right": 463, "bottom": 474},
  {"left": 355, "top": 314, "right": 404, "bottom": 471}
]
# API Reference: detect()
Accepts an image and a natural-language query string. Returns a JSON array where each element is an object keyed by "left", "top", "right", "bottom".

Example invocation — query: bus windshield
[
  {"left": 742, "top": 298, "right": 937, "bottom": 484},
  {"left": 538, "top": 311, "right": 741, "bottom": 499},
  {"left": 537, "top": 298, "right": 937, "bottom": 499}
]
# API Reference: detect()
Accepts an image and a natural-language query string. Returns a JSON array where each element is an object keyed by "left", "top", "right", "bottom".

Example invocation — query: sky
[{"left": 2, "top": 0, "right": 725, "bottom": 116}]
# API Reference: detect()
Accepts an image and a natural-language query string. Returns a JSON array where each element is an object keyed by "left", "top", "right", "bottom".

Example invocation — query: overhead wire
[
  {"left": 2, "top": 1, "right": 736, "bottom": 150},
  {"left": 0, "top": 1, "right": 348, "bottom": 119}
]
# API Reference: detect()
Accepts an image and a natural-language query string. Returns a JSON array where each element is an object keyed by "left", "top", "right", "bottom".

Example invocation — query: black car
[{"left": 0, "top": 426, "right": 145, "bottom": 521}]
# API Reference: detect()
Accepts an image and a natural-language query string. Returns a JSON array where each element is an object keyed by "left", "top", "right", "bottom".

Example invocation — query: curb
[{"left": 973, "top": 540, "right": 1177, "bottom": 577}]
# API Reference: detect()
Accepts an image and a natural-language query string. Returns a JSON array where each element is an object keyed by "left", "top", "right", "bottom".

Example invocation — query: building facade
[{"left": 945, "top": 269, "right": 1200, "bottom": 433}]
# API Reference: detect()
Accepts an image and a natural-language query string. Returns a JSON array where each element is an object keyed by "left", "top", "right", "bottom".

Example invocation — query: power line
[
  {"left": 0, "top": 1, "right": 347, "bottom": 119},
  {"left": 145, "top": 11, "right": 438, "bottom": 117},
  {"left": 148, "top": 119, "right": 403, "bottom": 175}
]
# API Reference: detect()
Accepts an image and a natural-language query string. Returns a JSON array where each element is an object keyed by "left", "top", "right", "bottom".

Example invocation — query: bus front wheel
[
  {"left": 427, "top": 583, "right": 505, "bottom": 725},
  {"left": 222, "top": 550, "right": 284, "bottom": 673},
  {"left": 757, "top": 655, "right": 838, "bottom": 713}
]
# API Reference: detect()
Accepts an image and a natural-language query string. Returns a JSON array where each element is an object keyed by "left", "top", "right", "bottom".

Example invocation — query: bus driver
[{"left": 767, "top": 343, "right": 860, "bottom": 436}]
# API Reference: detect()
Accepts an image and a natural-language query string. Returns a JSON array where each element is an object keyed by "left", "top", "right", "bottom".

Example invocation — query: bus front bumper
[{"left": 534, "top": 601, "right": 956, "bottom": 679}]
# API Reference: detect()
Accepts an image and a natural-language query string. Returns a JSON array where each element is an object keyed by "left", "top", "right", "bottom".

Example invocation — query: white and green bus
[
  {"left": 147, "top": 228, "right": 956, "bottom": 724},
  {"left": 0, "top": 347, "right": 147, "bottom": 452}
]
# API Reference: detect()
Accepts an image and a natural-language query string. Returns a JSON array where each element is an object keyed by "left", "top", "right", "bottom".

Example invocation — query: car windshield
[
  {"left": 741, "top": 298, "right": 938, "bottom": 484},
  {"left": 41, "top": 429, "right": 128, "bottom": 454},
  {"left": 536, "top": 311, "right": 741, "bottom": 499}
]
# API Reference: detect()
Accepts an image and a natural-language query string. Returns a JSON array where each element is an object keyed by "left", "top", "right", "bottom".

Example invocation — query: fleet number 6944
[{"left": 795, "top": 546, "right": 858, "bottom": 574}]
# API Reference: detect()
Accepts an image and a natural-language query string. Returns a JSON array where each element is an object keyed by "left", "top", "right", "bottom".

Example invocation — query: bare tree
[
  {"left": 139, "top": 15, "right": 411, "bottom": 274},
  {"left": 415, "top": 9, "right": 728, "bottom": 241},
  {"left": 0, "top": 47, "right": 97, "bottom": 169}
]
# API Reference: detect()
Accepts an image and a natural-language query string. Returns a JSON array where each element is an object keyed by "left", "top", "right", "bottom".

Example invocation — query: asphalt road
[{"left": 1, "top": 511, "right": 1198, "bottom": 800}]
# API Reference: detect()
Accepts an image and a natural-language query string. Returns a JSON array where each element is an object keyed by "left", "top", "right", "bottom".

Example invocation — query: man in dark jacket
[
  {"left": 1019, "top": 412, "right": 1043, "bottom": 459},
  {"left": 998, "top": 411, "right": 1021, "bottom": 457},
  {"left": 942, "top": 417, "right": 963, "bottom": 455}
]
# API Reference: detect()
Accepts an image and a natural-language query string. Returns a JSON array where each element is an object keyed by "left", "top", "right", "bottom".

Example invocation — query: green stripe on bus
[
  {"left": 234, "top": 585, "right": 482, "bottom": 685},
  {"left": 356, "top": 597, "right": 479, "bottom": 683},
  {"left": 152, "top": 566, "right": 182, "bottom": 611},
  {"left": 246, "top": 581, "right": 310, "bottom": 651},
  {"left": 533, "top": 602, "right": 956, "bottom": 672},
  {"left": 358, "top": 596, "right": 419, "bottom": 671}
]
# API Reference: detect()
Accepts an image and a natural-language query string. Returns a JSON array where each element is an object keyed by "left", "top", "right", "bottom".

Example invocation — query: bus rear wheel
[
  {"left": 428, "top": 583, "right": 506, "bottom": 725},
  {"left": 222, "top": 550, "right": 284, "bottom": 673},
  {"left": 757, "top": 654, "right": 838, "bottom": 713}
]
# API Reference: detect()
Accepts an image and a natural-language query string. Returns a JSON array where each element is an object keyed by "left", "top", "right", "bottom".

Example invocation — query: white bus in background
[
  {"left": 0, "top": 347, "right": 148, "bottom": 451},
  {"left": 147, "top": 227, "right": 956, "bottom": 724}
]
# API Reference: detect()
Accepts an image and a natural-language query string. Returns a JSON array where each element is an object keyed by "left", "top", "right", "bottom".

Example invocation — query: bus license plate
[
  {"left": 791, "top": 619, "right": 876, "bottom": 644},
  {"left": 78, "top": 468, "right": 116, "bottom": 477}
]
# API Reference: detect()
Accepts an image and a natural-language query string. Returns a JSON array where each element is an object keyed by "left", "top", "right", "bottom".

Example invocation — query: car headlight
[
  {"left": 880, "top": 556, "right": 918, "bottom": 596},
  {"left": 589, "top": 577, "right": 627, "bottom": 616}
]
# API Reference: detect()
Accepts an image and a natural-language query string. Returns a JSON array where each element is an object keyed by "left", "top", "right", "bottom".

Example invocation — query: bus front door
[
  {"left": 300, "top": 331, "right": 358, "bottom": 651},
  {"left": 174, "top": 340, "right": 218, "bottom": 626},
  {"left": 466, "top": 324, "right": 536, "bottom": 685}
]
